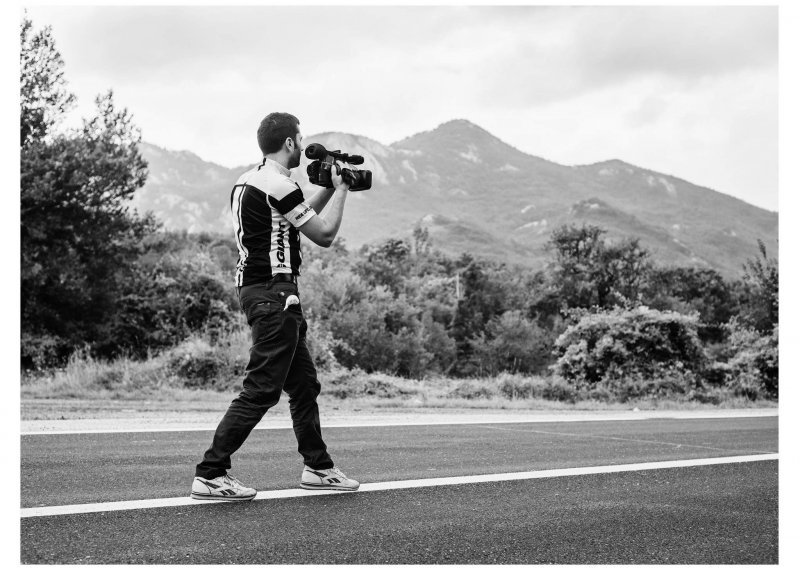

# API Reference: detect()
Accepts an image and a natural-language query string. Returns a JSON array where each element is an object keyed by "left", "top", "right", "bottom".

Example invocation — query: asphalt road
[{"left": 20, "top": 416, "right": 778, "bottom": 563}]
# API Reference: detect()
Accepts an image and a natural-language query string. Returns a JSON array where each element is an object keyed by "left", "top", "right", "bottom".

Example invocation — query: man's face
[{"left": 288, "top": 131, "right": 304, "bottom": 169}]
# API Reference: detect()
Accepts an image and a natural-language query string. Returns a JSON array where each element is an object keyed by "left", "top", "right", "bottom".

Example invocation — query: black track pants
[{"left": 195, "top": 281, "right": 333, "bottom": 479}]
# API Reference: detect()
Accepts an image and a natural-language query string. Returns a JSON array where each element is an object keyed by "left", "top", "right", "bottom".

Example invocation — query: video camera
[{"left": 306, "top": 143, "right": 372, "bottom": 191}]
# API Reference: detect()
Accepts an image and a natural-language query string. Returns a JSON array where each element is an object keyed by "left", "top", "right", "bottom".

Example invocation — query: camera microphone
[
  {"left": 304, "top": 143, "right": 328, "bottom": 160},
  {"left": 305, "top": 143, "right": 364, "bottom": 165}
]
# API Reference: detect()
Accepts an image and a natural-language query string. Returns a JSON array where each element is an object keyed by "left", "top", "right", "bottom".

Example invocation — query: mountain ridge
[{"left": 134, "top": 119, "right": 777, "bottom": 279}]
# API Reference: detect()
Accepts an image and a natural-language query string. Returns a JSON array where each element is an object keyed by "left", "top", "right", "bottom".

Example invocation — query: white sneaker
[
  {"left": 191, "top": 474, "right": 257, "bottom": 501},
  {"left": 300, "top": 465, "right": 360, "bottom": 491}
]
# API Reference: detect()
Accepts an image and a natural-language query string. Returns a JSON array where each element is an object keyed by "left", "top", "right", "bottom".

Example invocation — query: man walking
[{"left": 191, "top": 112, "right": 358, "bottom": 501}]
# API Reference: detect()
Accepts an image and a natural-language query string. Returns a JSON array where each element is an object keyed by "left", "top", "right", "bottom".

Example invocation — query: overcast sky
[{"left": 25, "top": 5, "right": 778, "bottom": 211}]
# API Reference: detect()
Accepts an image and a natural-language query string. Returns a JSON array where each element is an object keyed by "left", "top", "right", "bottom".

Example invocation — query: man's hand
[
  {"left": 307, "top": 161, "right": 350, "bottom": 214},
  {"left": 298, "top": 161, "right": 350, "bottom": 248},
  {"left": 331, "top": 162, "right": 350, "bottom": 192}
]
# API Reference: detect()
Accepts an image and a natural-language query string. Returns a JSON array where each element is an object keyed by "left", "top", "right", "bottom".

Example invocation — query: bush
[
  {"left": 700, "top": 362, "right": 730, "bottom": 388},
  {"left": 600, "top": 362, "right": 697, "bottom": 402},
  {"left": 688, "top": 388, "right": 726, "bottom": 405},
  {"left": 552, "top": 306, "right": 706, "bottom": 398},
  {"left": 324, "top": 285, "right": 436, "bottom": 379},
  {"left": 467, "top": 311, "right": 554, "bottom": 376},
  {"left": 583, "top": 384, "right": 615, "bottom": 402},
  {"left": 166, "top": 335, "right": 246, "bottom": 391},
  {"left": 305, "top": 318, "right": 348, "bottom": 372},
  {"left": 497, "top": 373, "right": 541, "bottom": 399},
  {"left": 496, "top": 373, "right": 577, "bottom": 402},
  {"left": 541, "top": 375, "right": 578, "bottom": 402},
  {"left": 723, "top": 322, "right": 778, "bottom": 399},
  {"left": 323, "top": 369, "right": 424, "bottom": 399},
  {"left": 420, "top": 313, "right": 457, "bottom": 374},
  {"left": 21, "top": 332, "right": 73, "bottom": 371},
  {"left": 448, "top": 380, "right": 496, "bottom": 399},
  {"left": 101, "top": 240, "right": 240, "bottom": 359}
]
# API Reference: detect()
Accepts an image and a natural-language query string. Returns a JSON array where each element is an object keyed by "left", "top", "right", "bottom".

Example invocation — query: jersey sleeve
[{"left": 267, "top": 179, "right": 316, "bottom": 228}]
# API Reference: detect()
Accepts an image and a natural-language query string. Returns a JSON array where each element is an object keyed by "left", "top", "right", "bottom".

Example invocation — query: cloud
[
  {"left": 36, "top": 6, "right": 776, "bottom": 131},
  {"left": 470, "top": 6, "right": 777, "bottom": 108},
  {"left": 482, "top": 64, "right": 777, "bottom": 210},
  {"left": 572, "top": 7, "right": 776, "bottom": 80},
  {"left": 23, "top": 5, "right": 778, "bottom": 210}
]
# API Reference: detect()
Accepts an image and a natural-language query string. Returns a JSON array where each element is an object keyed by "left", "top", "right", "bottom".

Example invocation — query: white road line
[
  {"left": 21, "top": 453, "right": 778, "bottom": 519},
  {"left": 20, "top": 409, "right": 779, "bottom": 436}
]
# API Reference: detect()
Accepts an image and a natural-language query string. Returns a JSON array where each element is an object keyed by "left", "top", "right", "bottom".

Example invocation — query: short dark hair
[{"left": 257, "top": 112, "right": 300, "bottom": 155}]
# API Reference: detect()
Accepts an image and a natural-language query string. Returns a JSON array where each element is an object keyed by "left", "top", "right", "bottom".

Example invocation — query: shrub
[
  {"left": 601, "top": 362, "right": 697, "bottom": 402},
  {"left": 541, "top": 375, "right": 578, "bottom": 402},
  {"left": 325, "top": 286, "right": 437, "bottom": 379},
  {"left": 323, "top": 369, "right": 424, "bottom": 399},
  {"left": 448, "top": 380, "right": 496, "bottom": 399},
  {"left": 584, "top": 384, "right": 615, "bottom": 402},
  {"left": 497, "top": 373, "right": 542, "bottom": 399},
  {"left": 420, "top": 313, "right": 457, "bottom": 375},
  {"left": 166, "top": 335, "right": 245, "bottom": 391},
  {"left": 467, "top": 311, "right": 554, "bottom": 376},
  {"left": 496, "top": 373, "right": 577, "bottom": 402},
  {"left": 102, "top": 246, "right": 240, "bottom": 359},
  {"left": 724, "top": 322, "right": 778, "bottom": 399},
  {"left": 552, "top": 306, "right": 706, "bottom": 398},
  {"left": 688, "top": 388, "right": 726, "bottom": 405},
  {"left": 738, "top": 239, "right": 778, "bottom": 334},
  {"left": 701, "top": 361, "right": 732, "bottom": 387},
  {"left": 305, "top": 318, "right": 348, "bottom": 372},
  {"left": 21, "top": 332, "right": 73, "bottom": 371}
]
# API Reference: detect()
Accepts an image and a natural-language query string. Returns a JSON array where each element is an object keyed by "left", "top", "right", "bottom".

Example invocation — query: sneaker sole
[
  {"left": 300, "top": 482, "right": 359, "bottom": 492},
  {"left": 190, "top": 491, "right": 256, "bottom": 501}
]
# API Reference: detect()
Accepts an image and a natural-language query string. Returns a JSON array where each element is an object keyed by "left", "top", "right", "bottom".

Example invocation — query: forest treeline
[{"left": 20, "top": 16, "right": 778, "bottom": 402}]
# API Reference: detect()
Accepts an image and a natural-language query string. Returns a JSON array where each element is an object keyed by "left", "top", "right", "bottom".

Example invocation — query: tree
[
  {"left": 449, "top": 260, "right": 507, "bottom": 375},
  {"left": 546, "top": 224, "right": 605, "bottom": 308},
  {"left": 20, "top": 16, "right": 75, "bottom": 147},
  {"left": 598, "top": 237, "right": 651, "bottom": 305},
  {"left": 103, "top": 232, "right": 239, "bottom": 358},
  {"left": 739, "top": 239, "right": 778, "bottom": 334},
  {"left": 467, "top": 310, "right": 553, "bottom": 375},
  {"left": 355, "top": 238, "right": 411, "bottom": 295},
  {"left": 544, "top": 224, "right": 651, "bottom": 310},
  {"left": 20, "top": 16, "right": 157, "bottom": 367},
  {"left": 644, "top": 266, "right": 736, "bottom": 342}
]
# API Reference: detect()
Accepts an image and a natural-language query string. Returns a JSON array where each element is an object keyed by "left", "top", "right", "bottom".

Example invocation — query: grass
[
  {"left": 21, "top": 343, "right": 777, "bottom": 419},
  {"left": 21, "top": 349, "right": 178, "bottom": 400}
]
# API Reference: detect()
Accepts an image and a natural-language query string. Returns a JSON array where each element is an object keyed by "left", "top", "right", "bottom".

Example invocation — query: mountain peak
[
  {"left": 427, "top": 118, "right": 498, "bottom": 141},
  {"left": 584, "top": 158, "right": 636, "bottom": 169},
  {"left": 435, "top": 118, "right": 483, "bottom": 131},
  {"left": 392, "top": 118, "right": 504, "bottom": 152}
]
